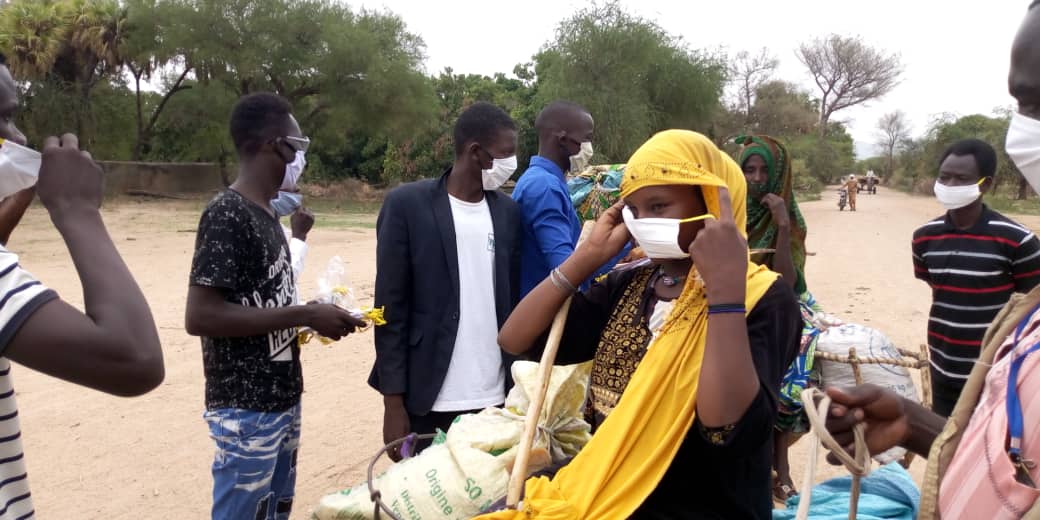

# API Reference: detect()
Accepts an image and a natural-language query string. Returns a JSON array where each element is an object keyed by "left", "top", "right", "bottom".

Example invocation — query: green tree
[
  {"left": 730, "top": 48, "right": 778, "bottom": 126},
  {"left": 186, "top": 0, "right": 434, "bottom": 141},
  {"left": 856, "top": 156, "right": 887, "bottom": 178},
  {"left": 786, "top": 123, "right": 856, "bottom": 188},
  {"left": 916, "top": 113, "right": 1019, "bottom": 197},
  {"left": 875, "top": 110, "right": 911, "bottom": 179},
  {"left": 714, "top": 77, "right": 838, "bottom": 195},
  {"left": 0, "top": 0, "right": 129, "bottom": 143},
  {"left": 132, "top": 0, "right": 437, "bottom": 180},
  {"left": 532, "top": 2, "right": 727, "bottom": 162},
  {"left": 145, "top": 80, "right": 236, "bottom": 164},
  {"left": 797, "top": 34, "right": 903, "bottom": 137},
  {"left": 749, "top": 80, "right": 818, "bottom": 137},
  {"left": 380, "top": 68, "right": 537, "bottom": 185},
  {"left": 17, "top": 75, "right": 137, "bottom": 159},
  {"left": 122, "top": 0, "right": 198, "bottom": 159},
  {"left": 894, "top": 137, "right": 929, "bottom": 192}
]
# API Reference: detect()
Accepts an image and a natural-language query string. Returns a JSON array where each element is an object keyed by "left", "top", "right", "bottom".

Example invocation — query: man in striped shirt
[
  {"left": 913, "top": 138, "right": 1040, "bottom": 416},
  {"left": 824, "top": 5, "right": 1040, "bottom": 517},
  {"left": 0, "top": 55, "right": 165, "bottom": 519}
]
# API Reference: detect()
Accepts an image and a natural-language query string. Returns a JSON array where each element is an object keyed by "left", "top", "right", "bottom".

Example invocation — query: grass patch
[
  {"left": 984, "top": 195, "right": 1040, "bottom": 216},
  {"left": 105, "top": 197, "right": 382, "bottom": 232},
  {"left": 795, "top": 191, "right": 822, "bottom": 202},
  {"left": 302, "top": 198, "right": 382, "bottom": 215},
  {"left": 308, "top": 213, "right": 377, "bottom": 230},
  {"left": 295, "top": 197, "right": 380, "bottom": 230}
]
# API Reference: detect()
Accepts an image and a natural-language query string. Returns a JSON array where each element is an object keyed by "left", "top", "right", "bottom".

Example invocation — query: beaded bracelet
[{"left": 707, "top": 303, "right": 746, "bottom": 315}]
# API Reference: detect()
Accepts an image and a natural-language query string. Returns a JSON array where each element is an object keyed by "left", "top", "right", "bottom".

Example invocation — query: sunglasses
[{"left": 284, "top": 135, "right": 310, "bottom": 153}]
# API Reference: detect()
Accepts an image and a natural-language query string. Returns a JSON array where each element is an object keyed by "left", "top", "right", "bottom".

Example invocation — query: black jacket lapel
[{"left": 431, "top": 170, "right": 461, "bottom": 300}]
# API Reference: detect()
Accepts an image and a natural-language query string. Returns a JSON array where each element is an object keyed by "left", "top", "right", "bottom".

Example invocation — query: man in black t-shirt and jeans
[{"left": 185, "top": 93, "right": 363, "bottom": 520}]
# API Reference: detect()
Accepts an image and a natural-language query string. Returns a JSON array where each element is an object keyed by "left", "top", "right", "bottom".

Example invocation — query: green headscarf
[{"left": 736, "top": 134, "right": 808, "bottom": 295}]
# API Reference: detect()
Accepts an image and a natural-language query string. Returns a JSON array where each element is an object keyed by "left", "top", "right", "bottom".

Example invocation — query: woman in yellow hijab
[{"left": 484, "top": 130, "right": 801, "bottom": 519}]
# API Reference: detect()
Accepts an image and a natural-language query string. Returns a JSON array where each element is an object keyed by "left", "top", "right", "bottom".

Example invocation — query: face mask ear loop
[
  {"left": 679, "top": 214, "right": 716, "bottom": 223},
  {"left": 623, "top": 212, "right": 716, "bottom": 224}
]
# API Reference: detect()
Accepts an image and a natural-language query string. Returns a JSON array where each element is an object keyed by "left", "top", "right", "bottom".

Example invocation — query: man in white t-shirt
[
  {"left": 371, "top": 102, "right": 522, "bottom": 458},
  {"left": 0, "top": 54, "right": 164, "bottom": 520},
  {"left": 436, "top": 194, "right": 507, "bottom": 412}
]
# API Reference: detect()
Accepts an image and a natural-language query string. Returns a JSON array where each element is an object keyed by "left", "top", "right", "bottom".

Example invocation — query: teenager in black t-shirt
[
  {"left": 192, "top": 189, "right": 304, "bottom": 410},
  {"left": 185, "top": 93, "right": 363, "bottom": 520}
]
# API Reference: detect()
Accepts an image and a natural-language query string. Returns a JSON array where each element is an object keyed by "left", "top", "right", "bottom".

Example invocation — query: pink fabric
[{"left": 940, "top": 312, "right": 1040, "bottom": 518}]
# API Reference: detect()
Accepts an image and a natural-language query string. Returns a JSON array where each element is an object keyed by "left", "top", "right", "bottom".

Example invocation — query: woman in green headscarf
[
  {"left": 738, "top": 134, "right": 813, "bottom": 503},
  {"left": 737, "top": 135, "right": 808, "bottom": 296}
]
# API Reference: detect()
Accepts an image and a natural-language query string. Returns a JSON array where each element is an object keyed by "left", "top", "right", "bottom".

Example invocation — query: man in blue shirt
[{"left": 513, "top": 101, "right": 601, "bottom": 296}]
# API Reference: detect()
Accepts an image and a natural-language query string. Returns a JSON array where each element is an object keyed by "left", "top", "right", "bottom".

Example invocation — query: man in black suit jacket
[{"left": 370, "top": 103, "right": 522, "bottom": 458}]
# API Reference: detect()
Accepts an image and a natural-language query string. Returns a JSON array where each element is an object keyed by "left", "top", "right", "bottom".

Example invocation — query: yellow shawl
[{"left": 477, "top": 130, "right": 778, "bottom": 519}]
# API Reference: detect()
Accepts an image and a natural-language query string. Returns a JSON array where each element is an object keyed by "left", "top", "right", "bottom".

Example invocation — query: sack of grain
[{"left": 313, "top": 362, "right": 592, "bottom": 520}]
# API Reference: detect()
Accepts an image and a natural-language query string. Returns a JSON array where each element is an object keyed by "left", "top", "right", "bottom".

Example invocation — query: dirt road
[{"left": 9, "top": 188, "right": 1038, "bottom": 518}]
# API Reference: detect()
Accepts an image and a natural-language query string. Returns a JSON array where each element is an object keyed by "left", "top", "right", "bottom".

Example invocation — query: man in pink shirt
[{"left": 824, "top": 4, "right": 1040, "bottom": 517}]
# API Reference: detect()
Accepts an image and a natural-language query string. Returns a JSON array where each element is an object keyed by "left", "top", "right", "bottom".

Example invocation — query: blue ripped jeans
[{"left": 204, "top": 404, "right": 301, "bottom": 520}]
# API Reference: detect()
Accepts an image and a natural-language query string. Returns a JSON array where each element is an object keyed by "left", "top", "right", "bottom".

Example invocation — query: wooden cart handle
[{"left": 506, "top": 222, "right": 595, "bottom": 508}]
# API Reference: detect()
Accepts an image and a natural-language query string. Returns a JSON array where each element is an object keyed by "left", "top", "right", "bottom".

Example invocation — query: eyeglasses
[{"left": 284, "top": 136, "right": 310, "bottom": 153}]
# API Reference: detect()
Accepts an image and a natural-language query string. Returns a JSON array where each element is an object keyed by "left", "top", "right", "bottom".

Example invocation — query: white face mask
[
  {"left": 622, "top": 206, "right": 714, "bottom": 260},
  {"left": 933, "top": 179, "right": 983, "bottom": 211},
  {"left": 270, "top": 191, "right": 303, "bottom": 217},
  {"left": 0, "top": 140, "right": 40, "bottom": 199},
  {"left": 1007, "top": 111, "right": 1040, "bottom": 193},
  {"left": 281, "top": 150, "right": 306, "bottom": 191},
  {"left": 483, "top": 155, "right": 517, "bottom": 191},
  {"left": 569, "top": 141, "right": 594, "bottom": 173}
]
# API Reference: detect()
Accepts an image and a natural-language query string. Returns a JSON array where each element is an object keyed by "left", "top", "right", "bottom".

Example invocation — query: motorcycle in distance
[{"left": 838, "top": 187, "right": 848, "bottom": 211}]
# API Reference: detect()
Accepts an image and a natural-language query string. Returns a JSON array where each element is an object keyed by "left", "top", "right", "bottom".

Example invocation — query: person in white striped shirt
[
  {"left": 0, "top": 55, "right": 164, "bottom": 520},
  {"left": 912, "top": 138, "right": 1040, "bottom": 416}
]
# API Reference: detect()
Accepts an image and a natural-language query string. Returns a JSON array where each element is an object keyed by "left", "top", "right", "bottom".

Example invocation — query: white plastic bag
[
  {"left": 816, "top": 323, "right": 920, "bottom": 464},
  {"left": 311, "top": 256, "right": 359, "bottom": 311},
  {"left": 300, "top": 256, "right": 384, "bottom": 345}
]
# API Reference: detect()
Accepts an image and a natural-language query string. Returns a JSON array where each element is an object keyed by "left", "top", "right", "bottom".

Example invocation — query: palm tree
[
  {"left": 66, "top": 0, "right": 127, "bottom": 78},
  {"left": 0, "top": 0, "right": 128, "bottom": 141},
  {"left": 0, "top": 1, "right": 67, "bottom": 79}
]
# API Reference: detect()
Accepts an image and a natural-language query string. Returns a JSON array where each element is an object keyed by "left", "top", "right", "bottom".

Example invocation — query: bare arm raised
[{"left": 3, "top": 135, "right": 164, "bottom": 397}]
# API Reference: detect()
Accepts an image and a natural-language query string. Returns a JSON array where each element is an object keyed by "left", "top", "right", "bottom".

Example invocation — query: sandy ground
[{"left": 8, "top": 187, "right": 1040, "bottom": 518}]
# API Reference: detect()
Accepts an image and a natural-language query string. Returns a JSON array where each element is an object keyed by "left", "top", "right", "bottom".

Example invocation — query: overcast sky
[{"left": 360, "top": 0, "right": 1030, "bottom": 158}]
